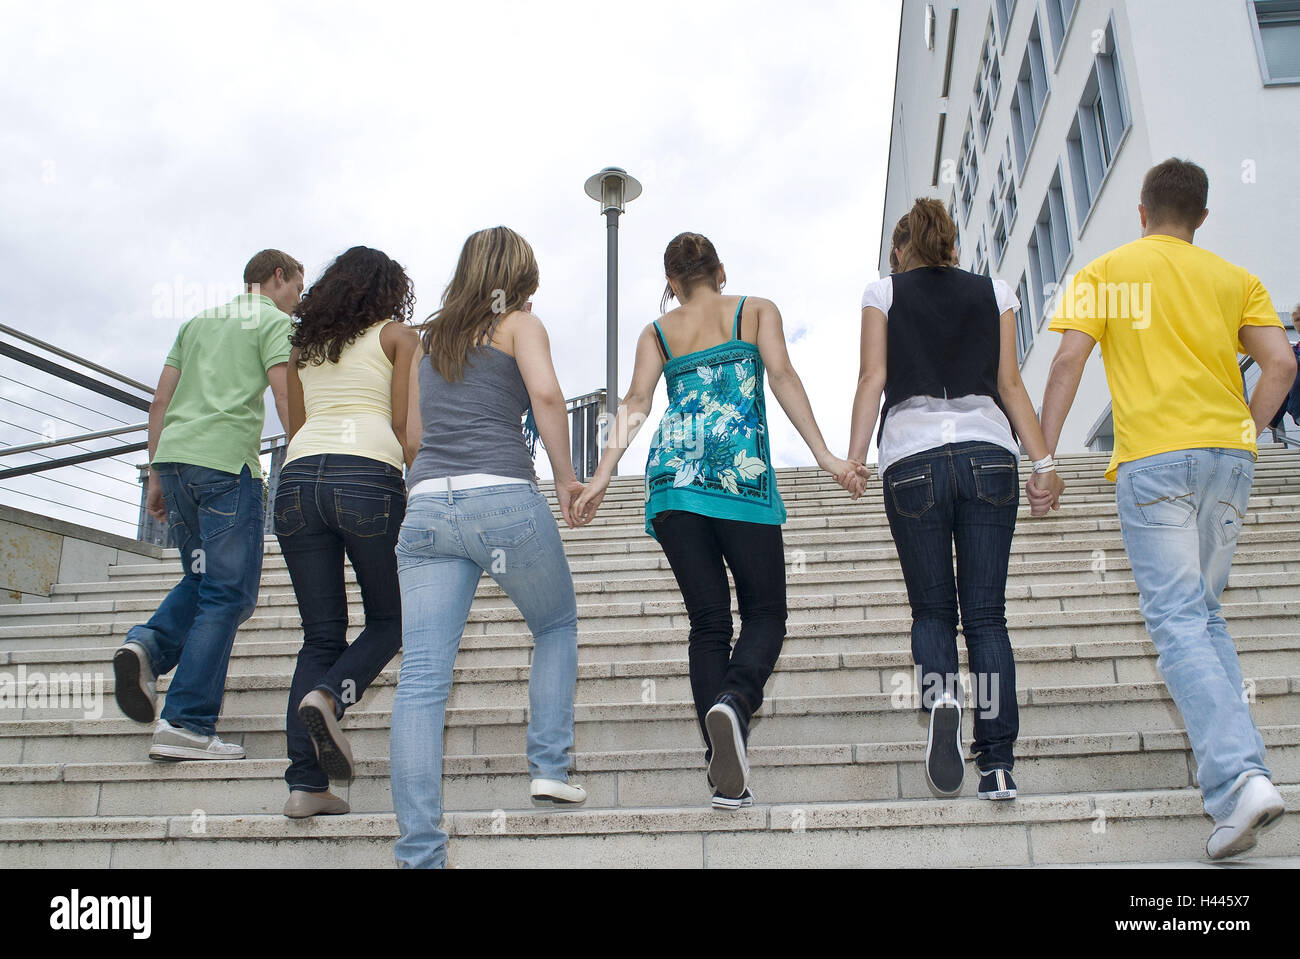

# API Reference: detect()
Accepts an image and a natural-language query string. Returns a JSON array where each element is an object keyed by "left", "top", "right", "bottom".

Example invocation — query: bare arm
[
  {"left": 1038, "top": 330, "right": 1095, "bottom": 455},
  {"left": 383, "top": 323, "right": 420, "bottom": 459},
  {"left": 755, "top": 298, "right": 861, "bottom": 484},
  {"left": 592, "top": 324, "right": 663, "bottom": 481},
  {"left": 512, "top": 312, "right": 577, "bottom": 483},
  {"left": 403, "top": 348, "right": 423, "bottom": 470},
  {"left": 145, "top": 365, "right": 182, "bottom": 521},
  {"left": 1239, "top": 324, "right": 1298, "bottom": 438},
  {"left": 996, "top": 310, "right": 1053, "bottom": 463},
  {"left": 285, "top": 350, "right": 305, "bottom": 443},
  {"left": 847, "top": 306, "right": 887, "bottom": 467},
  {"left": 267, "top": 363, "right": 290, "bottom": 439}
]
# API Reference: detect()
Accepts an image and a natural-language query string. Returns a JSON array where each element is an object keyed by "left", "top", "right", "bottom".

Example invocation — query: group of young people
[{"left": 112, "top": 157, "right": 1293, "bottom": 868}]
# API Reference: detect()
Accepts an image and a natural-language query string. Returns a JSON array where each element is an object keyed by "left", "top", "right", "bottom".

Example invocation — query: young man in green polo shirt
[{"left": 113, "top": 250, "right": 302, "bottom": 760}]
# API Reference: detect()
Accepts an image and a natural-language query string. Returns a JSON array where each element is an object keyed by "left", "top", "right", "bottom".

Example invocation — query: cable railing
[{"left": 0, "top": 323, "right": 609, "bottom": 544}]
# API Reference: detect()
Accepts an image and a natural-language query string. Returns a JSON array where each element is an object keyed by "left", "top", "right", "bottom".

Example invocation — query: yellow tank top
[{"left": 284, "top": 320, "right": 405, "bottom": 470}]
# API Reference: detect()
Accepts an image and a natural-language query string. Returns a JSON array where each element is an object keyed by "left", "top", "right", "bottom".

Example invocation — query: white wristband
[{"left": 1032, "top": 455, "right": 1055, "bottom": 473}]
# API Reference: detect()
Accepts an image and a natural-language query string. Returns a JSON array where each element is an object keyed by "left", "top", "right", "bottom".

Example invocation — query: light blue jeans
[
  {"left": 390, "top": 483, "right": 579, "bottom": 869},
  {"left": 1115, "top": 447, "right": 1270, "bottom": 821}
]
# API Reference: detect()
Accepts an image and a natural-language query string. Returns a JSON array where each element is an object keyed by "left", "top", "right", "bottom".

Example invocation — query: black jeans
[
  {"left": 882, "top": 441, "right": 1020, "bottom": 771},
  {"left": 273, "top": 454, "right": 406, "bottom": 792},
  {"left": 651, "top": 511, "right": 788, "bottom": 761}
]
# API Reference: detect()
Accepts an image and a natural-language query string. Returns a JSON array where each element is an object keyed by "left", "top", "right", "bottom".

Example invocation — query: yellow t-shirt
[{"left": 1049, "top": 234, "right": 1282, "bottom": 481}]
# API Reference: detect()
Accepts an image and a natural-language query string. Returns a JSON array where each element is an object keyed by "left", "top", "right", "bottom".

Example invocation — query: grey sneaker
[
  {"left": 148, "top": 719, "right": 245, "bottom": 761},
  {"left": 112, "top": 641, "right": 157, "bottom": 723}
]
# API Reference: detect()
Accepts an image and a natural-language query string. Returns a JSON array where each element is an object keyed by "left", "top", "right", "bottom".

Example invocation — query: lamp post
[{"left": 584, "top": 166, "right": 641, "bottom": 476}]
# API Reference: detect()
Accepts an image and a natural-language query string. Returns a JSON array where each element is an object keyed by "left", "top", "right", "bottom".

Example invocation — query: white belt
[{"left": 409, "top": 473, "right": 532, "bottom": 497}]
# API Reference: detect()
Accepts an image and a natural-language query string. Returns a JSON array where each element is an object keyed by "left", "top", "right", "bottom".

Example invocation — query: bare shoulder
[{"left": 381, "top": 321, "right": 420, "bottom": 346}]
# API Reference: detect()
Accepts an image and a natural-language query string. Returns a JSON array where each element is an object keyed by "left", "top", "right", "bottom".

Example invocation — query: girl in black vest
[{"left": 848, "top": 199, "right": 1064, "bottom": 800}]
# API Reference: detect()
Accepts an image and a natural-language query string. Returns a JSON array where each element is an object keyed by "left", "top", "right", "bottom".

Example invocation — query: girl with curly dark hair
[{"left": 273, "top": 246, "right": 420, "bottom": 818}]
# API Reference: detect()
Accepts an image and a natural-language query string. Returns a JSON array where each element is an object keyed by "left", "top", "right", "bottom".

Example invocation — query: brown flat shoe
[
  {"left": 298, "top": 689, "right": 354, "bottom": 782},
  {"left": 283, "top": 789, "right": 350, "bottom": 818}
]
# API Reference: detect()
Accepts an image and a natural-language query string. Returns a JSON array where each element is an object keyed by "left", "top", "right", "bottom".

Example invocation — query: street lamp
[{"left": 584, "top": 166, "right": 641, "bottom": 475}]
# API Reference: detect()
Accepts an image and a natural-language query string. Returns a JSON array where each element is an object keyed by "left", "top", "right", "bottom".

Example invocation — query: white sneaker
[
  {"left": 925, "top": 693, "right": 964, "bottom": 795},
  {"left": 1207, "top": 774, "right": 1285, "bottom": 860},
  {"left": 148, "top": 719, "right": 246, "bottom": 761},
  {"left": 530, "top": 778, "right": 587, "bottom": 807}
]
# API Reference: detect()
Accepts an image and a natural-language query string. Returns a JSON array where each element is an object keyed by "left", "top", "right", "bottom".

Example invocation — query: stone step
[
  {"left": 3, "top": 726, "right": 1296, "bottom": 819},
  {"left": 1, "top": 600, "right": 1295, "bottom": 664},
  {"left": 3, "top": 785, "right": 1296, "bottom": 867},
  {"left": 9, "top": 636, "right": 1298, "bottom": 722},
  {"left": 3, "top": 677, "right": 1294, "bottom": 762}
]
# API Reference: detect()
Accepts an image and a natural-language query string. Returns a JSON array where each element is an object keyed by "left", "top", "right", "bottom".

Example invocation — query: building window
[
  {"left": 989, "top": 139, "right": 1018, "bottom": 266},
  {"left": 1044, "top": 0, "right": 1078, "bottom": 61},
  {"left": 957, "top": 115, "right": 980, "bottom": 223},
  {"left": 1009, "top": 13, "right": 1050, "bottom": 171},
  {"left": 974, "top": 20, "right": 1002, "bottom": 147},
  {"left": 971, "top": 224, "right": 989, "bottom": 276},
  {"left": 1066, "top": 18, "right": 1132, "bottom": 224},
  {"left": 1250, "top": 1, "right": 1300, "bottom": 84},
  {"left": 994, "top": 0, "right": 1019, "bottom": 45},
  {"left": 1027, "top": 165, "right": 1072, "bottom": 324},
  {"left": 1015, "top": 273, "right": 1033, "bottom": 364}
]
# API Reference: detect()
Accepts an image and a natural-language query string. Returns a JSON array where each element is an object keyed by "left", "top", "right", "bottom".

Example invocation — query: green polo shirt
[{"left": 153, "top": 294, "right": 293, "bottom": 479}]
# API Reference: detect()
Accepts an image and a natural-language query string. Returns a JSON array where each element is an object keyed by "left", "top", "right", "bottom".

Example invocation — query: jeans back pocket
[
  {"left": 1127, "top": 458, "right": 1197, "bottom": 528},
  {"left": 335, "top": 488, "right": 392, "bottom": 538},
  {"left": 888, "top": 464, "right": 935, "bottom": 518},
  {"left": 971, "top": 455, "right": 1018, "bottom": 506},
  {"left": 273, "top": 485, "right": 307, "bottom": 537}
]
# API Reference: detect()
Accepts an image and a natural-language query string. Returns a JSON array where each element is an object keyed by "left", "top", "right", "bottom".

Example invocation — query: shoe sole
[
  {"left": 978, "top": 789, "right": 1017, "bottom": 800},
  {"left": 1207, "top": 805, "right": 1285, "bottom": 860},
  {"left": 530, "top": 794, "right": 586, "bottom": 808},
  {"left": 149, "top": 745, "right": 245, "bottom": 761},
  {"left": 711, "top": 796, "right": 754, "bottom": 811},
  {"left": 705, "top": 704, "right": 748, "bottom": 798},
  {"left": 925, "top": 701, "right": 964, "bottom": 795},
  {"left": 299, "top": 701, "right": 354, "bottom": 782},
  {"left": 112, "top": 647, "right": 155, "bottom": 723}
]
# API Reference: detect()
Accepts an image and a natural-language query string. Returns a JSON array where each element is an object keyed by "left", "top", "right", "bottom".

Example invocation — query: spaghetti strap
[
  {"left": 652, "top": 320, "right": 673, "bottom": 361},
  {"left": 732, "top": 296, "right": 749, "bottom": 340}
]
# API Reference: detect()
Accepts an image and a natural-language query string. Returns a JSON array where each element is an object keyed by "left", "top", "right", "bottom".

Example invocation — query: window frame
[{"left": 1248, "top": 0, "right": 1300, "bottom": 85}]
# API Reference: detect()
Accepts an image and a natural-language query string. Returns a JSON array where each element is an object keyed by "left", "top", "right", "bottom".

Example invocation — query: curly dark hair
[{"left": 291, "top": 246, "right": 416, "bottom": 367}]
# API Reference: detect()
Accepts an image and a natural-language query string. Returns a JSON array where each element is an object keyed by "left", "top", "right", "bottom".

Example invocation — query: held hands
[
  {"left": 1026, "top": 469, "right": 1065, "bottom": 517},
  {"left": 569, "top": 472, "right": 609, "bottom": 528},
  {"left": 819, "top": 452, "right": 871, "bottom": 500},
  {"left": 554, "top": 477, "right": 587, "bottom": 528}
]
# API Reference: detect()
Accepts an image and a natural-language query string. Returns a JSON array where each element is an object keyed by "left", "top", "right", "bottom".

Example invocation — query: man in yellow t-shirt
[{"left": 1038, "top": 158, "right": 1294, "bottom": 861}]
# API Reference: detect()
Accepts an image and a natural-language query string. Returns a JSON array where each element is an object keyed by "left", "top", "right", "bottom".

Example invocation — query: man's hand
[{"left": 146, "top": 471, "right": 167, "bottom": 523}]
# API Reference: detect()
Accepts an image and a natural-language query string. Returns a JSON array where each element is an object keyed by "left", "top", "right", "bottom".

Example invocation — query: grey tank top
[{"left": 407, "top": 342, "right": 538, "bottom": 486}]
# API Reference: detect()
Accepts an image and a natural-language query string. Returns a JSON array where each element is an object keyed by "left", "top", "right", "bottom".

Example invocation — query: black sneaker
[
  {"left": 711, "top": 788, "right": 756, "bottom": 811},
  {"left": 977, "top": 768, "right": 1017, "bottom": 800},
  {"left": 925, "top": 693, "right": 964, "bottom": 795},
  {"left": 705, "top": 694, "right": 750, "bottom": 798}
]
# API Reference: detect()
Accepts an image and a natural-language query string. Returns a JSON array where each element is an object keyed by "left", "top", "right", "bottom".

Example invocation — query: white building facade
[{"left": 880, "top": 0, "right": 1300, "bottom": 454}]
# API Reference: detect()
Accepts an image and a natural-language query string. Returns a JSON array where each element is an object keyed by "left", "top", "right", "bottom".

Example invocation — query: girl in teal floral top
[{"left": 573, "top": 232, "right": 866, "bottom": 809}]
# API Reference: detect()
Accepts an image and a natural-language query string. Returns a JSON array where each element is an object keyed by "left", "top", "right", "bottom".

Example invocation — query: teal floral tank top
[{"left": 644, "top": 296, "right": 787, "bottom": 539}]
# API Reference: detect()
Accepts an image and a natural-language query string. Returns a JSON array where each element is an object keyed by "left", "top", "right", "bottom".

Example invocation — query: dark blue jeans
[
  {"left": 651, "top": 511, "right": 788, "bottom": 761},
  {"left": 274, "top": 454, "right": 406, "bottom": 792},
  {"left": 882, "top": 442, "right": 1020, "bottom": 771},
  {"left": 125, "top": 463, "right": 264, "bottom": 736}
]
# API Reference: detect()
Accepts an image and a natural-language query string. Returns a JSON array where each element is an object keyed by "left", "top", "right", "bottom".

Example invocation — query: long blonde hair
[{"left": 421, "top": 226, "right": 539, "bottom": 382}]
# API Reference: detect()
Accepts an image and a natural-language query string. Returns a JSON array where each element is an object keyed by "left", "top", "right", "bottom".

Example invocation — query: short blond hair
[{"left": 244, "top": 249, "right": 304, "bottom": 286}]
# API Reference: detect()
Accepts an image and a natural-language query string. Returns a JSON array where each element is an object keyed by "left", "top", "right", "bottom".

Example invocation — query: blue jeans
[
  {"left": 274, "top": 454, "right": 406, "bottom": 793},
  {"left": 882, "top": 442, "right": 1020, "bottom": 771},
  {"left": 1115, "top": 447, "right": 1270, "bottom": 820},
  {"left": 390, "top": 483, "right": 579, "bottom": 869},
  {"left": 125, "top": 463, "right": 264, "bottom": 736}
]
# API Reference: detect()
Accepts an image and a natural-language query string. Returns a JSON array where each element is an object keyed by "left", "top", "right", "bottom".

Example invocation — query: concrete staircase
[{"left": 2, "top": 449, "right": 1299, "bottom": 868}]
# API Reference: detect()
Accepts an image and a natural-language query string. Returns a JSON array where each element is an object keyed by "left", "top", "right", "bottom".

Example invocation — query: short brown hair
[
  {"left": 244, "top": 249, "right": 304, "bottom": 286},
  {"left": 1140, "top": 158, "right": 1208, "bottom": 229}
]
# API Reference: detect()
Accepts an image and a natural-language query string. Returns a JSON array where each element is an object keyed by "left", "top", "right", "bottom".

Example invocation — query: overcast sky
[{"left": 0, "top": 0, "right": 900, "bottom": 537}]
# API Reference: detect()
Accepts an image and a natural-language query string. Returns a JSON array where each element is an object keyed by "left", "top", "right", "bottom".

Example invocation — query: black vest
[{"left": 878, "top": 267, "right": 1010, "bottom": 445}]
